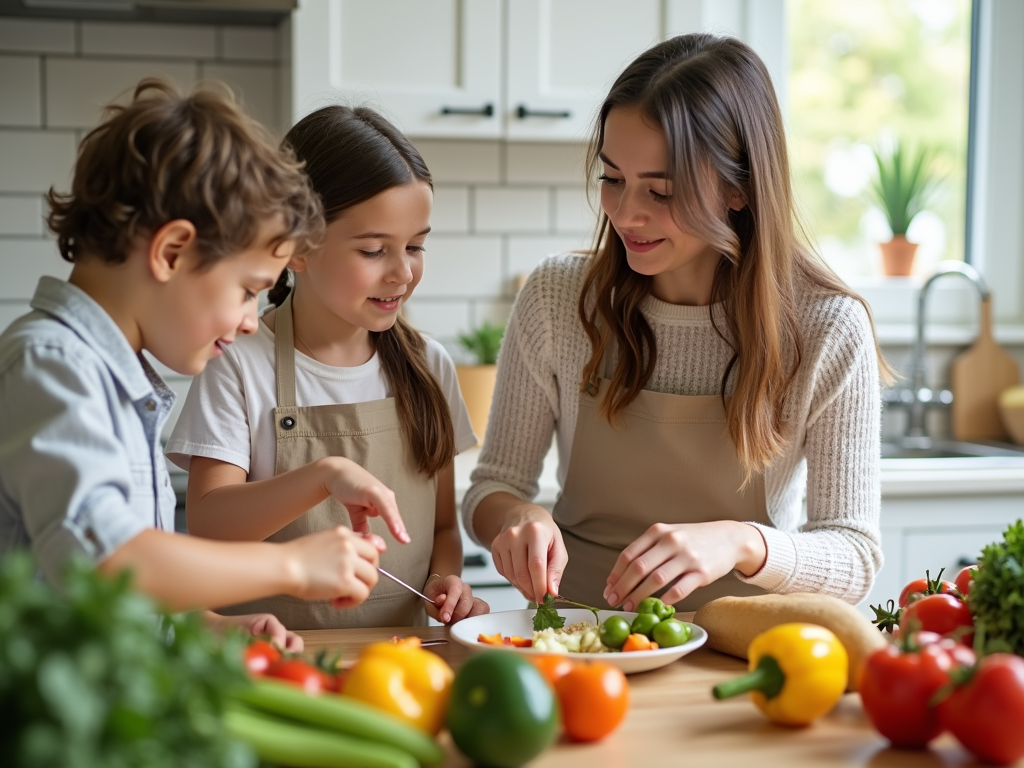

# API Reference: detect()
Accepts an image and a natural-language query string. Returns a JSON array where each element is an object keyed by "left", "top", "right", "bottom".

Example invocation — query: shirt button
[
  {"left": 280, "top": 416, "right": 296, "bottom": 430},
  {"left": 145, "top": 400, "right": 156, "bottom": 411}
]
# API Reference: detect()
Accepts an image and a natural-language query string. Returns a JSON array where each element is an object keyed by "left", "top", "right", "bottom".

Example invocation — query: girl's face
[
  {"left": 599, "top": 106, "right": 722, "bottom": 305},
  {"left": 295, "top": 181, "right": 432, "bottom": 333}
]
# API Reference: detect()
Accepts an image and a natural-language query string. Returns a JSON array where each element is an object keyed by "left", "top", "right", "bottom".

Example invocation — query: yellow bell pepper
[
  {"left": 711, "top": 623, "right": 848, "bottom": 726},
  {"left": 342, "top": 638, "right": 454, "bottom": 735}
]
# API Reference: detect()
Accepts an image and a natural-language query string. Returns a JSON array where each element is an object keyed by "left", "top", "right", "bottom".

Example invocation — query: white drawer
[{"left": 902, "top": 526, "right": 1004, "bottom": 583}]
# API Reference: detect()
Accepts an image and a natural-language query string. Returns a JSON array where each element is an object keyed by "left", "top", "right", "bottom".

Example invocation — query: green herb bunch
[
  {"left": 0, "top": 553, "right": 255, "bottom": 768},
  {"left": 870, "top": 142, "right": 939, "bottom": 236},
  {"left": 458, "top": 321, "right": 505, "bottom": 366},
  {"left": 968, "top": 520, "right": 1024, "bottom": 656}
]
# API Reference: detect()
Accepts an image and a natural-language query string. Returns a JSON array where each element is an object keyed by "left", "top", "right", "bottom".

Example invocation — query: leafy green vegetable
[
  {"left": 532, "top": 594, "right": 565, "bottom": 631},
  {"left": 0, "top": 552, "right": 255, "bottom": 768},
  {"left": 968, "top": 520, "right": 1024, "bottom": 656}
]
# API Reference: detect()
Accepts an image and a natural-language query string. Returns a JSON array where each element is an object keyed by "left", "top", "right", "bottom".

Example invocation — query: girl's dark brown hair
[
  {"left": 47, "top": 78, "right": 323, "bottom": 267},
  {"left": 273, "top": 106, "right": 454, "bottom": 476},
  {"left": 580, "top": 34, "right": 890, "bottom": 481}
]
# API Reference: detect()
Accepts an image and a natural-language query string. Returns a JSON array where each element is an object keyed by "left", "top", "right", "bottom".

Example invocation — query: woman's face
[
  {"left": 295, "top": 181, "right": 432, "bottom": 333},
  {"left": 599, "top": 106, "right": 722, "bottom": 305}
]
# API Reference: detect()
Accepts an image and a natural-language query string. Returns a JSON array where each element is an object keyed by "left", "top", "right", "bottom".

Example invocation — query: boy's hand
[
  {"left": 203, "top": 611, "right": 304, "bottom": 652},
  {"left": 285, "top": 526, "right": 385, "bottom": 607},
  {"left": 423, "top": 574, "right": 490, "bottom": 624},
  {"left": 323, "top": 457, "right": 410, "bottom": 544}
]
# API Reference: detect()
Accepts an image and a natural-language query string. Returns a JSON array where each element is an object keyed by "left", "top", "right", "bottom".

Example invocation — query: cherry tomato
[
  {"left": 555, "top": 663, "right": 630, "bottom": 742},
  {"left": 243, "top": 639, "right": 282, "bottom": 676},
  {"left": 530, "top": 654, "right": 576, "bottom": 687},
  {"left": 265, "top": 658, "right": 331, "bottom": 694},
  {"left": 900, "top": 593, "right": 974, "bottom": 642},
  {"left": 860, "top": 642, "right": 957, "bottom": 747},
  {"left": 898, "top": 574, "right": 956, "bottom": 608},
  {"left": 938, "top": 653, "right": 1024, "bottom": 765},
  {"left": 905, "top": 632, "right": 976, "bottom": 669},
  {"left": 953, "top": 565, "right": 977, "bottom": 597}
]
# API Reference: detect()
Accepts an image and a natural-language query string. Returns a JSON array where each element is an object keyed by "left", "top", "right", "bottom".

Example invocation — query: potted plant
[
  {"left": 870, "top": 142, "right": 939, "bottom": 276},
  {"left": 456, "top": 321, "right": 505, "bottom": 447}
]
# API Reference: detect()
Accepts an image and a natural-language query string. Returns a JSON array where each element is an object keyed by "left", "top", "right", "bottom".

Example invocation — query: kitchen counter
[{"left": 298, "top": 622, "right": 1008, "bottom": 768}]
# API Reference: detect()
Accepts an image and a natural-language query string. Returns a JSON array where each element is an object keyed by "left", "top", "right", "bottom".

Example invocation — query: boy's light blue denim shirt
[{"left": 0, "top": 276, "right": 177, "bottom": 585}]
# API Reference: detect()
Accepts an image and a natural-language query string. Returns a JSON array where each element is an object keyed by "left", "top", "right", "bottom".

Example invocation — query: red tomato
[
  {"left": 900, "top": 593, "right": 973, "bottom": 642},
  {"left": 555, "top": 663, "right": 630, "bottom": 743},
  {"left": 905, "top": 632, "right": 976, "bottom": 669},
  {"left": 953, "top": 565, "right": 977, "bottom": 597},
  {"left": 265, "top": 658, "right": 330, "bottom": 694},
  {"left": 243, "top": 640, "right": 282, "bottom": 676},
  {"left": 898, "top": 576, "right": 956, "bottom": 608},
  {"left": 938, "top": 654, "right": 1024, "bottom": 765},
  {"left": 859, "top": 643, "right": 956, "bottom": 747}
]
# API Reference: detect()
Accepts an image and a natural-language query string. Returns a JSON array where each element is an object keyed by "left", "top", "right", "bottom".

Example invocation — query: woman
[{"left": 463, "top": 33, "right": 886, "bottom": 612}]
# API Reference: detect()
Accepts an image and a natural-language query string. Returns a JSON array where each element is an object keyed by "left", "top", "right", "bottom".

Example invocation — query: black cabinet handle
[
  {"left": 440, "top": 103, "right": 494, "bottom": 117},
  {"left": 516, "top": 104, "right": 571, "bottom": 119},
  {"left": 463, "top": 553, "right": 487, "bottom": 568},
  {"left": 956, "top": 557, "right": 976, "bottom": 568}
]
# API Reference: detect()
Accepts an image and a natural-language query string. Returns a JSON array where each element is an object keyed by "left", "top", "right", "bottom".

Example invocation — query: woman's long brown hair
[
  {"left": 272, "top": 106, "right": 454, "bottom": 476},
  {"left": 580, "top": 34, "right": 890, "bottom": 481}
]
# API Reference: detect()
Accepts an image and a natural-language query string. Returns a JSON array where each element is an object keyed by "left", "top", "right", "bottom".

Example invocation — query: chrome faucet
[{"left": 883, "top": 261, "right": 990, "bottom": 443}]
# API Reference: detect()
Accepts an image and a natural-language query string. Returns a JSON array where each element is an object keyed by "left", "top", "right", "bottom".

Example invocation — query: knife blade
[{"left": 377, "top": 566, "right": 435, "bottom": 603}]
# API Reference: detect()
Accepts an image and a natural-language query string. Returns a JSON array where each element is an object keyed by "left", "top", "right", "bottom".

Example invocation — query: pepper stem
[{"left": 712, "top": 655, "right": 786, "bottom": 701}]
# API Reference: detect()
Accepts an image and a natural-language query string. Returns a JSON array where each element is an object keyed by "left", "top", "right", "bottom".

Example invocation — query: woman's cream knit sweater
[{"left": 463, "top": 254, "right": 883, "bottom": 604}]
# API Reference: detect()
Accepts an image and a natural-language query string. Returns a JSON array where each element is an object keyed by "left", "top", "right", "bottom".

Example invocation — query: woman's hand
[
  {"left": 603, "top": 521, "right": 767, "bottom": 610},
  {"left": 490, "top": 503, "right": 568, "bottom": 604},
  {"left": 202, "top": 611, "right": 304, "bottom": 652},
  {"left": 423, "top": 574, "right": 490, "bottom": 624},
  {"left": 284, "top": 525, "right": 386, "bottom": 608},
  {"left": 321, "top": 457, "right": 410, "bottom": 544}
]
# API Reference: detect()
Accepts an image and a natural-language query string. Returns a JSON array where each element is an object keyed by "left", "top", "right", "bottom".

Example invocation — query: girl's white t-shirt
[{"left": 165, "top": 320, "right": 477, "bottom": 479}]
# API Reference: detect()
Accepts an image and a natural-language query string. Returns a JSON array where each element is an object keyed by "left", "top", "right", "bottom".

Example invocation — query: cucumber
[
  {"left": 225, "top": 703, "right": 418, "bottom": 768},
  {"left": 230, "top": 678, "right": 444, "bottom": 766}
]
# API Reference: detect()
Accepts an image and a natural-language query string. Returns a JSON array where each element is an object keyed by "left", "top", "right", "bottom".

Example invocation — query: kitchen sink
[{"left": 881, "top": 439, "right": 1024, "bottom": 464}]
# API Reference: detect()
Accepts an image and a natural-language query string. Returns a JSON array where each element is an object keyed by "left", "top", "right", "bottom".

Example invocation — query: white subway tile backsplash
[
  {"left": 0, "top": 131, "right": 76, "bottom": 193},
  {"left": 0, "top": 56, "right": 41, "bottom": 127},
  {"left": 0, "top": 196, "right": 44, "bottom": 236},
  {"left": 0, "top": 18, "right": 75, "bottom": 54},
  {"left": 223, "top": 26, "right": 278, "bottom": 62},
  {"left": 82, "top": 22, "right": 216, "bottom": 59},
  {"left": 506, "top": 142, "right": 589, "bottom": 185},
  {"left": 508, "top": 235, "right": 591, "bottom": 281},
  {"left": 0, "top": 238, "right": 70, "bottom": 300},
  {"left": 474, "top": 187, "right": 550, "bottom": 233},
  {"left": 46, "top": 58, "right": 198, "bottom": 129},
  {"left": 201, "top": 63, "right": 279, "bottom": 133},
  {"left": 403, "top": 299, "right": 471, "bottom": 340},
  {"left": 0, "top": 301, "right": 31, "bottom": 334},
  {"left": 555, "top": 187, "right": 598, "bottom": 234},
  {"left": 415, "top": 236, "right": 503, "bottom": 298},
  {"left": 413, "top": 139, "right": 501, "bottom": 184},
  {"left": 430, "top": 186, "right": 469, "bottom": 234}
]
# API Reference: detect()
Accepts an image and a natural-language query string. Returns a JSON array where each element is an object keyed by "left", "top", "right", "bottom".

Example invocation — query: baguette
[{"left": 692, "top": 592, "right": 888, "bottom": 691}]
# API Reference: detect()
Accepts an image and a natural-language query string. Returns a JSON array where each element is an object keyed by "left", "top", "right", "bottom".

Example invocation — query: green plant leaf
[
  {"left": 968, "top": 520, "right": 1024, "bottom": 656},
  {"left": 869, "top": 141, "right": 941, "bottom": 236},
  {"left": 458, "top": 320, "right": 506, "bottom": 365},
  {"left": 533, "top": 594, "right": 566, "bottom": 631}
]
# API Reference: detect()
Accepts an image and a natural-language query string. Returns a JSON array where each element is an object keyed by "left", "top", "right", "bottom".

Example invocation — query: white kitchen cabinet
[{"left": 290, "top": 0, "right": 780, "bottom": 140}]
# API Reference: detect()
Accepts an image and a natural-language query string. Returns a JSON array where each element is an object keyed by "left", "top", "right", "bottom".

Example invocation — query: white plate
[{"left": 449, "top": 608, "right": 707, "bottom": 675}]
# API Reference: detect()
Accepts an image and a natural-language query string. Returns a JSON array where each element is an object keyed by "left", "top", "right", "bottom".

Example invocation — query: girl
[
  {"left": 466, "top": 34, "right": 886, "bottom": 612},
  {"left": 167, "top": 106, "right": 487, "bottom": 629}
]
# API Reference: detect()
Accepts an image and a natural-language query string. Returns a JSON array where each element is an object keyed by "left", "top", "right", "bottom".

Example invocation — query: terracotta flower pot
[
  {"left": 879, "top": 236, "right": 918, "bottom": 277},
  {"left": 456, "top": 364, "right": 498, "bottom": 447}
]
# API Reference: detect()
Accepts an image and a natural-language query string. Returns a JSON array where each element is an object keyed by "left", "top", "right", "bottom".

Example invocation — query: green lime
[
  {"left": 599, "top": 615, "right": 632, "bottom": 649},
  {"left": 630, "top": 612, "right": 661, "bottom": 638},
  {"left": 447, "top": 651, "right": 559, "bottom": 768},
  {"left": 652, "top": 618, "right": 692, "bottom": 648}
]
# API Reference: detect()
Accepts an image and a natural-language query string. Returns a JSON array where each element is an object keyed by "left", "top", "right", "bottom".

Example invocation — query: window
[{"left": 787, "top": 0, "right": 973, "bottom": 280}]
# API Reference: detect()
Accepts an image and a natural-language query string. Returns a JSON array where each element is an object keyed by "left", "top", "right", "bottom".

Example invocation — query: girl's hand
[
  {"left": 322, "top": 457, "right": 410, "bottom": 544},
  {"left": 423, "top": 574, "right": 490, "bottom": 624},
  {"left": 603, "top": 521, "right": 767, "bottom": 611},
  {"left": 203, "top": 611, "right": 304, "bottom": 652},
  {"left": 285, "top": 526, "right": 386, "bottom": 607},
  {"left": 490, "top": 504, "right": 567, "bottom": 604}
]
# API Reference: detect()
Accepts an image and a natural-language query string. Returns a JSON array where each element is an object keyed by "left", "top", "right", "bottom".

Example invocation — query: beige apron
[
  {"left": 553, "top": 368, "right": 771, "bottom": 612},
  {"left": 218, "top": 292, "right": 436, "bottom": 629}
]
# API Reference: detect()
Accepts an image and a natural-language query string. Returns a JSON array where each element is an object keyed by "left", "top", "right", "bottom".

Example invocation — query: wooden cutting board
[{"left": 951, "top": 296, "right": 1020, "bottom": 441}]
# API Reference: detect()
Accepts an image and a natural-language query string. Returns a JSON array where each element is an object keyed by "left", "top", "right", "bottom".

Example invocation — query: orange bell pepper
[
  {"left": 478, "top": 633, "right": 505, "bottom": 646},
  {"left": 342, "top": 640, "right": 454, "bottom": 735},
  {"left": 506, "top": 636, "right": 533, "bottom": 648}
]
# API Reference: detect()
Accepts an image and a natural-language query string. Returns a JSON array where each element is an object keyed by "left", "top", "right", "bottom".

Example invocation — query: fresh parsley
[
  {"left": 533, "top": 594, "right": 566, "bottom": 631},
  {"left": 968, "top": 519, "right": 1024, "bottom": 656}
]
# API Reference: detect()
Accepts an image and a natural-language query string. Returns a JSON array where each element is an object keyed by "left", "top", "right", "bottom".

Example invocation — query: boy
[{"left": 0, "top": 80, "right": 409, "bottom": 649}]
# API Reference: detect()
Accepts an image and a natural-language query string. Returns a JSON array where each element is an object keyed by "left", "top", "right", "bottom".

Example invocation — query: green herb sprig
[
  {"left": 968, "top": 520, "right": 1024, "bottom": 656},
  {"left": 532, "top": 593, "right": 604, "bottom": 631}
]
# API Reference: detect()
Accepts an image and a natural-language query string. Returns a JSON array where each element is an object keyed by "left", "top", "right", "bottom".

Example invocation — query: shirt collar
[{"left": 30, "top": 276, "right": 158, "bottom": 402}]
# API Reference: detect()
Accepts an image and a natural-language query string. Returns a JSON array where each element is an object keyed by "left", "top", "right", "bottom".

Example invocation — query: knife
[{"left": 378, "top": 566, "right": 435, "bottom": 603}]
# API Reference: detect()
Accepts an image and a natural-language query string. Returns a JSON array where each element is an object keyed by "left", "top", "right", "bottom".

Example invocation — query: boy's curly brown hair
[{"left": 47, "top": 78, "right": 324, "bottom": 268}]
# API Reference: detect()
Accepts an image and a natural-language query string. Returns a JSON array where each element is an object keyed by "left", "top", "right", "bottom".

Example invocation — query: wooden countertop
[{"left": 297, "top": 621, "right": 1007, "bottom": 768}]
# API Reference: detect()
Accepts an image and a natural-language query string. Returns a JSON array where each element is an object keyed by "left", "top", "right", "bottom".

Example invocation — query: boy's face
[{"left": 148, "top": 225, "right": 291, "bottom": 375}]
